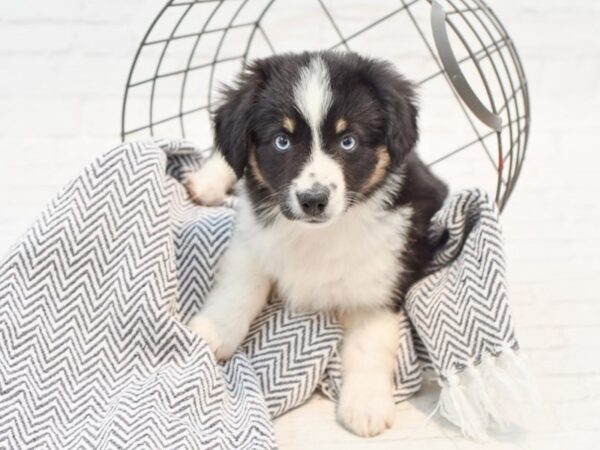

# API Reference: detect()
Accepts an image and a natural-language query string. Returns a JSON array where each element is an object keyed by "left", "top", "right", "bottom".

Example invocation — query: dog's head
[{"left": 213, "top": 51, "right": 418, "bottom": 226}]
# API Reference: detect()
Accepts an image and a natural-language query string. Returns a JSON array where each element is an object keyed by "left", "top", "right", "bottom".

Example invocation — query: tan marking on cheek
[
  {"left": 335, "top": 118, "right": 347, "bottom": 134},
  {"left": 362, "top": 146, "right": 391, "bottom": 193},
  {"left": 248, "top": 148, "right": 272, "bottom": 189},
  {"left": 283, "top": 116, "right": 295, "bottom": 133}
]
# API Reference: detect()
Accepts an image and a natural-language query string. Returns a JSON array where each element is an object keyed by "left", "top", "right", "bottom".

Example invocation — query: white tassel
[
  {"left": 494, "top": 347, "right": 544, "bottom": 426},
  {"left": 477, "top": 355, "right": 517, "bottom": 426},
  {"left": 438, "top": 373, "right": 489, "bottom": 439},
  {"left": 497, "top": 348, "right": 539, "bottom": 400},
  {"left": 435, "top": 347, "right": 541, "bottom": 438},
  {"left": 463, "top": 361, "right": 508, "bottom": 429}
]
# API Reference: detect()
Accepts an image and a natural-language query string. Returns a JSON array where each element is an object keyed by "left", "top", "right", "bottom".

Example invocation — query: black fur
[
  {"left": 392, "top": 153, "right": 448, "bottom": 308},
  {"left": 212, "top": 51, "right": 448, "bottom": 303},
  {"left": 212, "top": 58, "right": 269, "bottom": 178}
]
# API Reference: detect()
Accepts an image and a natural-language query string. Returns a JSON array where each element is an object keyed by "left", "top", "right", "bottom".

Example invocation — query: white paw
[
  {"left": 188, "top": 314, "right": 223, "bottom": 355},
  {"left": 185, "top": 154, "right": 237, "bottom": 206},
  {"left": 185, "top": 171, "right": 229, "bottom": 206},
  {"left": 337, "top": 381, "right": 396, "bottom": 437},
  {"left": 187, "top": 314, "right": 244, "bottom": 361}
]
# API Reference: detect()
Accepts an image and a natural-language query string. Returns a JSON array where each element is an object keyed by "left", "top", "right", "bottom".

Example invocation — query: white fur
[
  {"left": 293, "top": 56, "right": 332, "bottom": 132},
  {"left": 239, "top": 179, "right": 412, "bottom": 312},
  {"left": 337, "top": 308, "right": 400, "bottom": 436},
  {"left": 186, "top": 151, "right": 237, "bottom": 206},
  {"left": 290, "top": 56, "right": 346, "bottom": 221}
]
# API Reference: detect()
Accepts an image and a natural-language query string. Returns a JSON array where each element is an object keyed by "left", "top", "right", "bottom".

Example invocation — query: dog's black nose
[{"left": 297, "top": 187, "right": 329, "bottom": 216}]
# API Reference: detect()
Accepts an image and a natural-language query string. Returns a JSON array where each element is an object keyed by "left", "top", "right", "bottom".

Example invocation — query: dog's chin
[
  {"left": 296, "top": 217, "right": 338, "bottom": 229},
  {"left": 280, "top": 208, "right": 341, "bottom": 229}
]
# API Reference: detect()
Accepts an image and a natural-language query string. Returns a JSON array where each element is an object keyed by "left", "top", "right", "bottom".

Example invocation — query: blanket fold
[{"left": 0, "top": 139, "right": 534, "bottom": 449}]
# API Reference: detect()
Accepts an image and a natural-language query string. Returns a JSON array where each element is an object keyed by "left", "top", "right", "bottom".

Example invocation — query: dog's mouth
[
  {"left": 299, "top": 217, "right": 334, "bottom": 228},
  {"left": 305, "top": 218, "right": 327, "bottom": 224},
  {"left": 279, "top": 200, "right": 338, "bottom": 227},
  {"left": 280, "top": 207, "right": 329, "bottom": 224}
]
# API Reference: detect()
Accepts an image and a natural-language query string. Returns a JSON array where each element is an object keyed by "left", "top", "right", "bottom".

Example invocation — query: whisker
[{"left": 345, "top": 191, "right": 369, "bottom": 209}]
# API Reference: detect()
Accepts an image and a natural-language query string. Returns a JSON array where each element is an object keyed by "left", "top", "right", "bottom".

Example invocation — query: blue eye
[
  {"left": 340, "top": 135, "right": 357, "bottom": 151},
  {"left": 274, "top": 134, "right": 291, "bottom": 152}
]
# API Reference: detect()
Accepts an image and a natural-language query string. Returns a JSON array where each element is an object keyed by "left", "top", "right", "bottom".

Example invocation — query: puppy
[{"left": 186, "top": 51, "right": 447, "bottom": 437}]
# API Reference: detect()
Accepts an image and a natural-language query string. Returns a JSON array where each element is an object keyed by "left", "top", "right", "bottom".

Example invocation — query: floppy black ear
[
  {"left": 367, "top": 61, "right": 419, "bottom": 165},
  {"left": 213, "top": 60, "right": 268, "bottom": 179}
]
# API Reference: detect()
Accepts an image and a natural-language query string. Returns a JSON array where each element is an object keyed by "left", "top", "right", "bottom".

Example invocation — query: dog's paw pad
[{"left": 337, "top": 385, "right": 395, "bottom": 437}]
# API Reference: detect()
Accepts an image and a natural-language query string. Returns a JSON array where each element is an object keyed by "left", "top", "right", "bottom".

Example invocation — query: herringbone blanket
[{"left": 0, "top": 139, "right": 532, "bottom": 449}]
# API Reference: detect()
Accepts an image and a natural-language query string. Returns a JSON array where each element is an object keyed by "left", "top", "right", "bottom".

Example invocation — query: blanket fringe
[{"left": 436, "top": 347, "right": 540, "bottom": 439}]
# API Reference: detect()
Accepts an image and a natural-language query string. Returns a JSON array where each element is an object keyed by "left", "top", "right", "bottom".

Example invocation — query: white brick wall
[
  {"left": 0, "top": 0, "right": 164, "bottom": 251},
  {"left": 1, "top": 1, "right": 599, "bottom": 448}
]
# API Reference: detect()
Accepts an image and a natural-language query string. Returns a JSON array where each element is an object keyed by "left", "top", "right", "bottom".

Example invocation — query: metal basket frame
[{"left": 121, "top": 0, "right": 530, "bottom": 211}]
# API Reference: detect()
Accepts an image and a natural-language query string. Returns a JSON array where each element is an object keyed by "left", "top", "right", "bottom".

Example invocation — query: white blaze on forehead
[
  {"left": 293, "top": 56, "right": 332, "bottom": 131},
  {"left": 290, "top": 56, "right": 346, "bottom": 219}
]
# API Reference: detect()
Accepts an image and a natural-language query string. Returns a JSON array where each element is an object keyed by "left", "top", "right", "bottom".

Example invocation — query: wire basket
[{"left": 121, "top": 0, "right": 530, "bottom": 211}]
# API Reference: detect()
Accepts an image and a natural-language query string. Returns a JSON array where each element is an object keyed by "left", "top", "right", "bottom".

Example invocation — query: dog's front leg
[
  {"left": 188, "top": 240, "right": 270, "bottom": 361},
  {"left": 336, "top": 308, "right": 399, "bottom": 437}
]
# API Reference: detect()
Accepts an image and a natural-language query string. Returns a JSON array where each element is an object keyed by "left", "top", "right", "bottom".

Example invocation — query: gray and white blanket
[{"left": 0, "top": 139, "right": 535, "bottom": 449}]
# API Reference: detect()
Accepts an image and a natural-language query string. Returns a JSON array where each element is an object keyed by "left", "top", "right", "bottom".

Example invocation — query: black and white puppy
[{"left": 186, "top": 51, "right": 447, "bottom": 437}]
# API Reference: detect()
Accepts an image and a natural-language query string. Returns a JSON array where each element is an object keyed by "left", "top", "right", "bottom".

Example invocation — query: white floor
[{"left": 1, "top": 1, "right": 599, "bottom": 449}]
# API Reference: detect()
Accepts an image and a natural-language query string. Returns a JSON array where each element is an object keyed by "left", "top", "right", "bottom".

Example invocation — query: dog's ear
[
  {"left": 366, "top": 61, "right": 419, "bottom": 165},
  {"left": 213, "top": 60, "right": 269, "bottom": 178}
]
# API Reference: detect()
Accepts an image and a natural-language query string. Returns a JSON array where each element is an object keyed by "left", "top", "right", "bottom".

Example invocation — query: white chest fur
[{"left": 233, "top": 188, "right": 413, "bottom": 312}]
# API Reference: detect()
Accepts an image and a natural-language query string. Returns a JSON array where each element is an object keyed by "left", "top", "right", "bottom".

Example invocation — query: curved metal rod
[
  {"left": 409, "top": 2, "right": 496, "bottom": 171},
  {"left": 206, "top": 0, "right": 250, "bottom": 114},
  {"left": 458, "top": 0, "right": 519, "bottom": 205},
  {"left": 177, "top": 1, "right": 225, "bottom": 138},
  {"left": 445, "top": 0, "right": 508, "bottom": 203},
  {"left": 148, "top": 3, "right": 196, "bottom": 136},
  {"left": 121, "top": 0, "right": 171, "bottom": 141},
  {"left": 482, "top": 0, "right": 531, "bottom": 208},
  {"left": 242, "top": 0, "right": 276, "bottom": 63},
  {"left": 430, "top": 0, "right": 502, "bottom": 132}
]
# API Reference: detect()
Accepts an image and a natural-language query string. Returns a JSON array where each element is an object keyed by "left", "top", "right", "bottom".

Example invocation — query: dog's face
[{"left": 213, "top": 52, "right": 418, "bottom": 226}]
